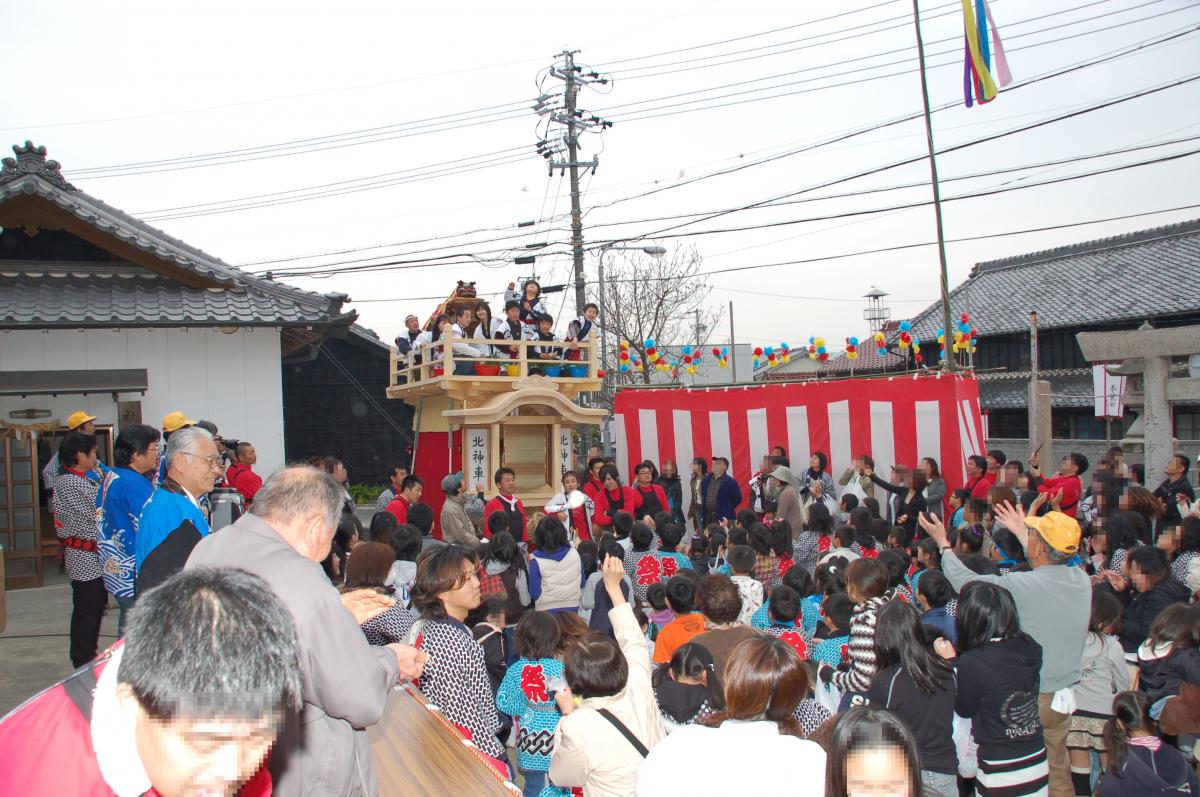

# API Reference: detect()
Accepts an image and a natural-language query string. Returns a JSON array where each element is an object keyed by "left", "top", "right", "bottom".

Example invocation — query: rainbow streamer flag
[{"left": 962, "top": 0, "right": 1013, "bottom": 107}]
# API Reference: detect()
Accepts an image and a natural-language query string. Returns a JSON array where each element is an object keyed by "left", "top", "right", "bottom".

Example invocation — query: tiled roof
[
  {"left": 0, "top": 141, "right": 355, "bottom": 329},
  {"left": 0, "top": 271, "right": 332, "bottom": 326},
  {"left": 906, "top": 219, "right": 1200, "bottom": 340},
  {"left": 978, "top": 369, "right": 1094, "bottom": 410}
]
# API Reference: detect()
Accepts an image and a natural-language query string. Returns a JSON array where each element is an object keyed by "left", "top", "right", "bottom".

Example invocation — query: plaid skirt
[{"left": 1066, "top": 708, "right": 1110, "bottom": 753}]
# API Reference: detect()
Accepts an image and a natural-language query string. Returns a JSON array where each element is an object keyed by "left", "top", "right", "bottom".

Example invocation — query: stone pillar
[
  {"left": 1028, "top": 379, "right": 1053, "bottom": 467},
  {"left": 1142, "top": 355, "right": 1172, "bottom": 487}
]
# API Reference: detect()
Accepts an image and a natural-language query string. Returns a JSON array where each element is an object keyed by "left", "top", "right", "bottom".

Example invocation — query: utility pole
[
  {"left": 909, "top": 0, "right": 956, "bottom": 373},
  {"left": 563, "top": 51, "right": 586, "bottom": 314},
  {"left": 537, "top": 52, "right": 611, "bottom": 316}
]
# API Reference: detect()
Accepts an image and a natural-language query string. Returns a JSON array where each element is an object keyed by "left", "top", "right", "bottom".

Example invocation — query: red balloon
[
  {"left": 817, "top": 352, "right": 829, "bottom": 362},
  {"left": 961, "top": 312, "right": 970, "bottom": 323},
  {"left": 597, "top": 369, "right": 606, "bottom": 378},
  {"left": 914, "top": 354, "right": 924, "bottom": 363},
  {"left": 619, "top": 351, "right": 629, "bottom": 361},
  {"left": 753, "top": 347, "right": 764, "bottom": 356},
  {"left": 711, "top": 347, "right": 720, "bottom": 357}
]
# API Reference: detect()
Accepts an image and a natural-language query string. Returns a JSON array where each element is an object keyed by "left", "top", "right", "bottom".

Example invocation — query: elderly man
[
  {"left": 187, "top": 466, "right": 426, "bottom": 796},
  {"left": 439, "top": 471, "right": 477, "bottom": 546},
  {"left": 0, "top": 567, "right": 303, "bottom": 796},
  {"left": 921, "top": 504, "right": 1090, "bottom": 797},
  {"left": 136, "top": 427, "right": 219, "bottom": 595}
]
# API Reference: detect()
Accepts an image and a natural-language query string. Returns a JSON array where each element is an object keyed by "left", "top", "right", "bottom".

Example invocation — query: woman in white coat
[
  {"left": 636, "top": 634, "right": 827, "bottom": 795},
  {"left": 549, "top": 555, "right": 664, "bottom": 797}
]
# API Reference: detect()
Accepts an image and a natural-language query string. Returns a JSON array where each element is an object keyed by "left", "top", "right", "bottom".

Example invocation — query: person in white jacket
[
  {"left": 448, "top": 306, "right": 483, "bottom": 375},
  {"left": 550, "top": 554, "right": 665, "bottom": 797},
  {"left": 637, "top": 635, "right": 827, "bottom": 796}
]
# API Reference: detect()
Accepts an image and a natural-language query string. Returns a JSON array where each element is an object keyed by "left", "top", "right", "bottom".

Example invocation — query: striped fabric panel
[{"left": 614, "top": 376, "right": 982, "bottom": 518}]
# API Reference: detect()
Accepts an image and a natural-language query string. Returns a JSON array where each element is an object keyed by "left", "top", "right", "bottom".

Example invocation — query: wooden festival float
[{"left": 374, "top": 283, "right": 605, "bottom": 794}]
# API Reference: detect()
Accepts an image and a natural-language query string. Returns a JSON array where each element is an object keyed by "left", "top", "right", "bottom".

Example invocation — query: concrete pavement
[{"left": 0, "top": 570, "right": 119, "bottom": 716}]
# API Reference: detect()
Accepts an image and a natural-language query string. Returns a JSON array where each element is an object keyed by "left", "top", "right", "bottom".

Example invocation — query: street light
[{"left": 596, "top": 242, "right": 667, "bottom": 449}]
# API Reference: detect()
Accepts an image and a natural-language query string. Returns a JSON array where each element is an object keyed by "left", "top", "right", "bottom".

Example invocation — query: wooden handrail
[{"left": 390, "top": 337, "right": 599, "bottom": 387}]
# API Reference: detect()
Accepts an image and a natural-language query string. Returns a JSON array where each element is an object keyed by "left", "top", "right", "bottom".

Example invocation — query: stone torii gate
[{"left": 1076, "top": 323, "right": 1200, "bottom": 487}]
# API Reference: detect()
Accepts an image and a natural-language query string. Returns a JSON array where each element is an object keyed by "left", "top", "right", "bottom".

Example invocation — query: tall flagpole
[{"left": 910, "top": 0, "right": 957, "bottom": 374}]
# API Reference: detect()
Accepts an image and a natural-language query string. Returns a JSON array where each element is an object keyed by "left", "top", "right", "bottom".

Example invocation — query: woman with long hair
[
  {"left": 922, "top": 457, "right": 947, "bottom": 519},
  {"left": 471, "top": 301, "right": 495, "bottom": 359},
  {"left": 825, "top": 707, "right": 926, "bottom": 797},
  {"left": 1158, "top": 515, "right": 1200, "bottom": 589},
  {"left": 948, "top": 581, "right": 1047, "bottom": 797},
  {"left": 869, "top": 601, "right": 957, "bottom": 797},
  {"left": 866, "top": 464, "right": 927, "bottom": 539},
  {"left": 592, "top": 464, "right": 643, "bottom": 533},
  {"left": 637, "top": 636, "right": 827, "bottom": 795},
  {"left": 657, "top": 459, "right": 685, "bottom": 526}
]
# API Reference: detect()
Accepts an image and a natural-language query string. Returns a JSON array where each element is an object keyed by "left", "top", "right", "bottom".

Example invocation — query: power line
[
  {"left": 280, "top": 138, "right": 1200, "bottom": 279},
  {"left": 580, "top": 133, "right": 1200, "bottom": 232},
  {"left": 339, "top": 203, "right": 1200, "bottom": 302},
  {"left": 134, "top": 146, "right": 530, "bottom": 216},
  {"left": 596, "top": 0, "right": 1173, "bottom": 114},
  {"left": 605, "top": 71, "right": 1200, "bottom": 244},
  {"left": 604, "top": 8, "right": 1198, "bottom": 124},
  {"left": 263, "top": 78, "right": 1200, "bottom": 279},
  {"left": 221, "top": 20, "right": 1198, "bottom": 273},
  {"left": 140, "top": 152, "right": 532, "bottom": 221}
]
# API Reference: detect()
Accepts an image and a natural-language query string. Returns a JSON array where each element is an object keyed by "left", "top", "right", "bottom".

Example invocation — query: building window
[
  {"left": 1050, "top": 410, "right": 1131, "bottom": 440},
  {"left": 1038, "top": 331, "right": 1087, "bottom": 370},
  {"left": 1175, "top": 410, "right": 1200, "bottom": 440},
  {"left": 976, "top": 335, "right": 1027, "bottom": 371},
  {"left": 989, "top": 410, "right": 1027, "bottom": 439}
]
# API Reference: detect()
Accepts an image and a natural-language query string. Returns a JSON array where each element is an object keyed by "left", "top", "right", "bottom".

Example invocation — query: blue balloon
[
  {"left": 721, "top": 347, "right": 729, "bottom": 355},
  {"left": 958, "top": 322, "right": 970, "bottom": 334},
  {"left": 764, "top": 346, "right": 774, "bottom": 356},
  {"left": 899, "top": 320, "right": 912, "bottom": 332},
  {"left": 645, "top": 338, "right": 656, "bottom": 348},
  {"left": 936, "top": 328, "right": 944, "bottom": 337},
  {"left": 681, "top": 345, "right": 692, "bottom": 355},
  {"left": 912, "top": 337, "right": 920, "bottom": 347},
  {"left": 848, "top": 336, "right": 859, "bottom": 346},
  {"left": 877, "top": 347, "right": 887, "bottom": 356}
]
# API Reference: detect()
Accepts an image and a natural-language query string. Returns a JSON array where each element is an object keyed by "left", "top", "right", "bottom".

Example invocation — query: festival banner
[{"left": 614, "top": 374, "right": 984, "bottom": 516}]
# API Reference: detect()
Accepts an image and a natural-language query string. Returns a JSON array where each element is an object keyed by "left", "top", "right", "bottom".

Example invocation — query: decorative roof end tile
[{"left": 0, "top": 141, "right": 76, "bottom": 191}]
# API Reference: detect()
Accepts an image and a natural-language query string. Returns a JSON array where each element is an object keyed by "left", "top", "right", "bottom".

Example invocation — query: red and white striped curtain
[{"left": 613, "top": 374, "right": 985, "bottom": 512}]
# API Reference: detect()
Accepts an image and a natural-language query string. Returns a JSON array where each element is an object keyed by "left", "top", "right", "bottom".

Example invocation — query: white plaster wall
[{"left": 0, "top": 327, "right": 286, "bottom": 474}]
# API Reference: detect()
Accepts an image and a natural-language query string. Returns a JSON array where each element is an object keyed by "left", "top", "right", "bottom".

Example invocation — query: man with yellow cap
[
  {"left": 41, "top": 411, "right": 102, "bottom": 495},
  {"left": 920, "top": 502, "right": 1090, "bottom": 797},
  {"left": 156, "top": 410, "right": 195, "bottom": 484}
]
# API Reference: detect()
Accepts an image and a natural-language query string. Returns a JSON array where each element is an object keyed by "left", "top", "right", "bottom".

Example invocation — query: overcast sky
[{"left": 3, "top": 0, "right": 1197, "bottom": 351}]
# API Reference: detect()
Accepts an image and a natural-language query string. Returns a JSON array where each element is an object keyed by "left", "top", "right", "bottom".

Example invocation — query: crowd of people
[{"left": 7, "top": 412, "right": 1200, "bottom": 797}]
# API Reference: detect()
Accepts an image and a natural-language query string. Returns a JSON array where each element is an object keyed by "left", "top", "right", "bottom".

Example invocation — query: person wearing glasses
[{"left": 135, "top": 427, "right": 221, "bottom": 596}]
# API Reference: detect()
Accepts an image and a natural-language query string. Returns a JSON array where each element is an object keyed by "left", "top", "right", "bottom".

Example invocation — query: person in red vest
[
  {"left": 964, "top": 454, "right": 994, "bottom": 501},
  {"left": 581, "top": 457, "right": 606, "bottom": 505},
  {"left": 0, "top": 566, "right": 301, "bottom": 797},
  {"left": 225, "top": 441, "right": 263, "bottom": 504},
  {"left": 1031, "top": 450, "right": 1088, "bottom": 518},
  {"left": 592, "top": 464, "right": 643, "bottom": 533},
  {"left": 484, "top": 467, "right": 528, "bottom": 542},
  {"left": 386, "top": 474, "right": 424, "bottom": 525},
  {"left": 633, "top": 461, "right": 669, "bottom": 522}
]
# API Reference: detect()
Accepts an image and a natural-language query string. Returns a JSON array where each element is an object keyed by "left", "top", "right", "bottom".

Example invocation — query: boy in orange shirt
[{"left": 653, "top": 575, "right": 707, "bottom": 664}]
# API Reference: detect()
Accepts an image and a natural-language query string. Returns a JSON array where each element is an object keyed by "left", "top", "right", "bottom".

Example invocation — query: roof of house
[
  {"left": 0, "top": 141, "right": 355, "bottom": 330},
  {"left": 906, "top": 219, "right": 1200, "bottom": 340},
  {"left": 977, "top": 368, "right": 1095, "bottom": 410}
]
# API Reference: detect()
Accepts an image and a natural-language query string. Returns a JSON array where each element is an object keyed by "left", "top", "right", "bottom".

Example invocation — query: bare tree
[{"left": 599, "top": 245, "right": 723, "bottom": 386}]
